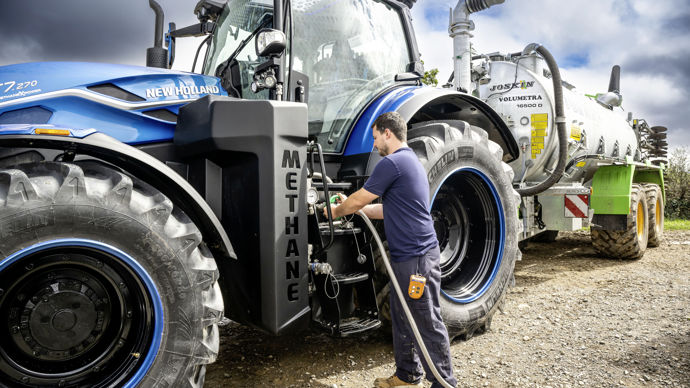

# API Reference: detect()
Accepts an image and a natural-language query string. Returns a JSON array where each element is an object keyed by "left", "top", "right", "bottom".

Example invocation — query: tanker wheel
[
  {"left": 591, "top": 184, "right": 649, "bottom": 260},
  {"left": 405, "top": 120, "right": 520, "bottom": 340},
  {"left": 642, "top": 183, "right": 664, "bottom": 247},
  {"left": 0, "top": 161, "right": 223, "bottom": 387}
]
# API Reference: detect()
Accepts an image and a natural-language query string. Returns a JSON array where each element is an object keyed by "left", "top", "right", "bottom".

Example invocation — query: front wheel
[
  {"left": 0, "top": 161, "right": 223, "bottom": 387},
  {"left": 407, "top": 120, "right": 521, "bottom": 339}
]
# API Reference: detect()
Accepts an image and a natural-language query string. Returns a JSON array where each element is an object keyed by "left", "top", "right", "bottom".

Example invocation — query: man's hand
[
  {"left": 322, "top": 189, "right": 378, "bottom": 219},
  {"left": 323, "top": 193, "right": 347, "bottom": 219}
]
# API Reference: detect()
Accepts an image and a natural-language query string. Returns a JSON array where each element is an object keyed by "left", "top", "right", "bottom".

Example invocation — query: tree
[
  {"left": 420, "top": 60, "right": 439, "bottom": 87},
  {"left": 665, "top": 147, "right": 690, "bottom": 219}
]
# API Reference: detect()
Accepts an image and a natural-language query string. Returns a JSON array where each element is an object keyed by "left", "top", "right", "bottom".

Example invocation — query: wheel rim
[
  {"left": 0, "top": 239, "right": 163, "bottom": 387},
  {"left": 431, "top": 168, "right": 505, "bottom": 303},
  {"left": 636, "top": 201, "right": 645, "bottom": 243}
]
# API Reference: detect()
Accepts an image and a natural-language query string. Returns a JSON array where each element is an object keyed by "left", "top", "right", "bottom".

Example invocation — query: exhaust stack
[
  {"left": 597, "top": 65, "right": 623, "bottom": 108},
  {"left": 146, "top": 0, "right": 168, "bottom": 68},
  {"left": 449, "top": 0, "right": 505, "bottom": 92}
]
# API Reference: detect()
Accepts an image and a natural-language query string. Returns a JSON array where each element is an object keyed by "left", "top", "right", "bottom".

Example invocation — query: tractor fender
[
  {"left": 0, "top": 130, "right": 235, "bottom": 260},
  {"left": 345, "top": 87, "right": 519, "bottom": 163}
]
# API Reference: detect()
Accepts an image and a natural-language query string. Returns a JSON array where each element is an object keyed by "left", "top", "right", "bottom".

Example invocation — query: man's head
[{"left": 372, "top": 112, "right": 407, "bottom": 156}]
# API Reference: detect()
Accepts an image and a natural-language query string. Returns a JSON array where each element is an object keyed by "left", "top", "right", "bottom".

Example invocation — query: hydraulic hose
[
  {"left": 356, "top": 210, "right": 454, "bottom": 388},
  {"left": 516, "top": 44, "right": 568, "bottom": 197}
]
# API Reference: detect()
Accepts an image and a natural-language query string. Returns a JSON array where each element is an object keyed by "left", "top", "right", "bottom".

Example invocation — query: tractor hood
[
  {"left": 0, "top": 62, "right": 226, "bottom": 144},
  {"left": 0, "top": 62, "right": 224, "bottom": 105}
]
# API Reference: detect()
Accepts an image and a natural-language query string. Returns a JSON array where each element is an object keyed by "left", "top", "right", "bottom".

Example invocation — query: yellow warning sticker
[
  {"left": 576, "top": 161, "right": 586, "bottom": 167},
  {"left": 531, "top": 113, "right": 548, "bottom": 122},
  {"left": 531, "top": 121, "right": 548, "bottom": 130},
  {"left": 570, "top": 125, "right": 582, "bottom": 141},
  {"left": 530, "top": 113, "right": 548, "bottom": 159}
]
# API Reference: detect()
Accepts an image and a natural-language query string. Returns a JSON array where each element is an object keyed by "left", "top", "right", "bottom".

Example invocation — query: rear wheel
[
  {"left": 591, "top": 184, "right": 649, "bottom": 259},
  {"left": 406, "top": 120, "right": 521, "bottom": 340},
  {"left": 643, "top": 183, "right": 664, "bottom": 247},
  {"left": 0, "top": 161, "right": 223, "bottom": 387}
]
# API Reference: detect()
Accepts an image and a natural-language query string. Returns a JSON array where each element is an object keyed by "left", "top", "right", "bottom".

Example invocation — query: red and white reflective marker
[{"left": 564, "top": 194, "right": 589, "bottom": 218}]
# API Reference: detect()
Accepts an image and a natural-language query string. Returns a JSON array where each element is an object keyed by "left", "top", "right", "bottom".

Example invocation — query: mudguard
[
  {"left": 0, "top": 127, "right": 234, "bottom": 260},
  {"left": 344, "top": 86, "right": 519, "bottom": 163}
]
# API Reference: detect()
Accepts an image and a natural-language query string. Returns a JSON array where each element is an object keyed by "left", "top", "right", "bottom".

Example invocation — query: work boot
[{"left": 373, "top": 375, "right": 422, "bottom": 388}]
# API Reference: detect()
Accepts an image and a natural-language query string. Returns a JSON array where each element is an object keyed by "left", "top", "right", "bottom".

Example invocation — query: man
[{"left": 324, "top": 112, "right": 457, "bottom": 388}]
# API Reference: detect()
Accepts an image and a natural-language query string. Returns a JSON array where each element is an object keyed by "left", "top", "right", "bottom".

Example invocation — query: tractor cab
[{"left": 202, "top": 0, "right": 422, "bottom": 152}]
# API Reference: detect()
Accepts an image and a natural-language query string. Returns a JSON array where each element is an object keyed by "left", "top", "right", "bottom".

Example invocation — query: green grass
[{"left": 666, "top": 218, "right": 690, "bottom": 230}]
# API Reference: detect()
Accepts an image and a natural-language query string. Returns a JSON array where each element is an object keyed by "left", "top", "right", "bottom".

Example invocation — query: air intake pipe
[
  {"left": 146, "top": 0, "right": 168, "bottom": 68},
  {"left": 516, "top": 43, "right": 567, "bottom": 197},
  {"left": 449, "top": 0, "right": 505, "bottom": 92}
]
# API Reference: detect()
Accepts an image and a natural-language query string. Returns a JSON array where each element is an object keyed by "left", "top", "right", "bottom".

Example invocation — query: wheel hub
[
  {"left": 430, "top": 169, "right": 503, "bottom": 303},
  {"left": 24, "top": 284, "right": 103, "bottom": 358},
  {"left": 0, "top": 243, "right": 157, "bottom": 386}
]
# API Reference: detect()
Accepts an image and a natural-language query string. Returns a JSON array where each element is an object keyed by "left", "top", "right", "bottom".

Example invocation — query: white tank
[{"left": 477, "top": 55, "right": 639, "bottom": 185}]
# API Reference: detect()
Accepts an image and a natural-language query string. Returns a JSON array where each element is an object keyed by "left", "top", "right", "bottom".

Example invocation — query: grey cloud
[
  {"left": 620, "top": 50, "right": 690, "bottom": 148},
  {"left": 0, "top": 0, "right": 199, "bottom": 66}
]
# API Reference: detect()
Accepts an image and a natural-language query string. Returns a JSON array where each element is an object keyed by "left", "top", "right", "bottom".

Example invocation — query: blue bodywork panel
[
  {"left": 1, "top": 62, "right": 441, "bottom": 157},
  {"left": 0, "top": 62, "right": 226, "bottom": 144},
  {"left": 344, "top": 85, "right": 431, "bottom": 156}
]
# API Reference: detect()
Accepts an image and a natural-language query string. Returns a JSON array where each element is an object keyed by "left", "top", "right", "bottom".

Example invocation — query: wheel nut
[
  {"left": 21, "top": 376, "right": 29, "bottom": 383},
  {"left": 11, "top": 326, "right": 19, "bottom": 334},
  {"left": 126, "top": 311, "right": 133, "bottom": 318},
  {"left": 58, "top": 380, "right": 66, "bottom": 387},
  {"left": 24, "top": 336, "right": 32, "bottom": 342},
  {"left": 25, "top": 263, "right": 34, "bottom": 270},
  {"left": 119, "top": 282, "right": 126, "bottom": 289}
]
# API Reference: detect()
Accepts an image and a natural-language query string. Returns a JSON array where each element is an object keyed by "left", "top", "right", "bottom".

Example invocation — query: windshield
[{"left": 205, "top": 0, "right": 412, "bottom": 153}]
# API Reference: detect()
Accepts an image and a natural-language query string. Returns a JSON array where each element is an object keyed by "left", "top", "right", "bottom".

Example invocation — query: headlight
[{"left": 255, "top": 29, "right": 286, "bottom": 58}]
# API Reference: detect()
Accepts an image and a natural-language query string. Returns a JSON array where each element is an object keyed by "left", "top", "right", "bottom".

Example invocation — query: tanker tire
[
  {"left": 591, "top": 184, "right": 649, "bottom": 260},
  {"left": 406, "top": 120, "right": 521, "bottom": 340},
  {"left": 0, "top": 161, "right": 223, "bottom": 388},
  {"left": 642, "top": 183, "right": 664, "bottom": 247}
]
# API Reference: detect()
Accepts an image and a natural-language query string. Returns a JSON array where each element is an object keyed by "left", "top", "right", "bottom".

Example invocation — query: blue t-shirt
[{"left": 363, "top": 147, "right": 438, "bottom": 262}]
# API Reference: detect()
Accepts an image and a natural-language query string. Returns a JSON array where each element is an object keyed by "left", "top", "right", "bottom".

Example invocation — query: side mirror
[{"left": 255, "top": 29, "right": 286, "bottom": 58}]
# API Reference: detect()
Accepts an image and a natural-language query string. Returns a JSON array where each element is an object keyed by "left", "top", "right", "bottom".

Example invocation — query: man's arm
[
  {"left": 324, "top": 188, "right": 379, "bottom": 219},
  {"left": 361, "top": 203, "right": 383, "bottom": 219}
]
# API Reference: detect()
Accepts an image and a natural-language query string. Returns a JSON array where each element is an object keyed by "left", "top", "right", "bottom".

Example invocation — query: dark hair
[{"left": 372, "top": 112, "right": 407, "bottom": 142}]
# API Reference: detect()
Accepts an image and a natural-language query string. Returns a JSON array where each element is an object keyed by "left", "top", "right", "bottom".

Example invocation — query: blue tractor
[{"left": 0, "top": 0, "right": 520, "bottom": 385}]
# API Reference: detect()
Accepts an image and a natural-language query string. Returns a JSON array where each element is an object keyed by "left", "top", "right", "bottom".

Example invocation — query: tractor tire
[
  {"left": 404, "top": 120, "right": 521, "bottom": 340},
  {"left": 0, "top": 161, "right": 223, "bottom": 387},
  {"left": 591, "top": 184, "right": 649, "bottom": 260},
  {"left": 643, "top": 183, "right": 664, "bottom": 247}
]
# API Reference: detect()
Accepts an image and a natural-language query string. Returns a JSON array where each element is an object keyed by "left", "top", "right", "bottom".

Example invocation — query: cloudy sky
[{"left": 1, "top": 0, "right": 688, "bottom": 150}]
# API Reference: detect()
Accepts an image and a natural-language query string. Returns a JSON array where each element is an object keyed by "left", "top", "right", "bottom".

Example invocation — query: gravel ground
[{"left": 205, "top": 230, "right": 690, "bottom": 387}]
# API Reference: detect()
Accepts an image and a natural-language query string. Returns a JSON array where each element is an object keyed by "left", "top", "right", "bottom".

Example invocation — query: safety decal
[
  {"left": 530, "top": 113, "right": 548, "bottom": 159},
  {"left": 564, "top": 194, "right": 589, "bottom": 218}
]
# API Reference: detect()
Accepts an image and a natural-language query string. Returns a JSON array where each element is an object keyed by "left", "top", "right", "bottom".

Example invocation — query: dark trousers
[{"left": 390, "top": 245, "right": 457, "bottom": 388}]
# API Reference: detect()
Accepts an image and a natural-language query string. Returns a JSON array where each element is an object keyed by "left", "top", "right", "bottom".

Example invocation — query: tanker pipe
[
  {"left": 516, "top": 44, "right": 568, "bottom": 197},
  {"left": 449, "top": 0, "right": 505, "bottom": 92}
]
